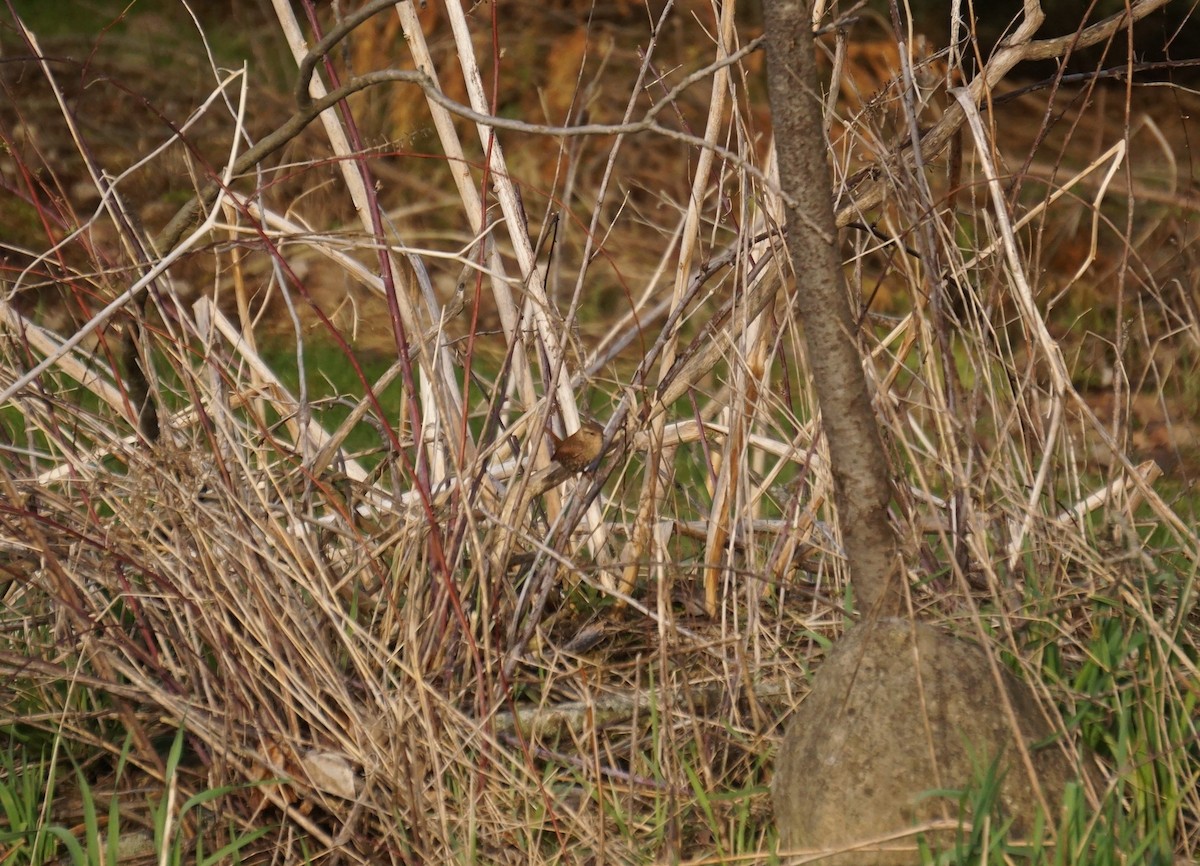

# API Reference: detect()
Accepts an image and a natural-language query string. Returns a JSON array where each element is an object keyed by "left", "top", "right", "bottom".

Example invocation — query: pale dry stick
[
  {"left": 404, "top": 250, "right": 457, "bottom": 485},
  {"left": 1055, "top": 459, "right": 1162, "bottom": 527},
  {"left": 213, "top": 193, "right": 472, "bottom": 477},
  {"left": 959, "top": 140, "right": 1128, "bottom": 271},
  {"left": 390, "top": 2, "right": 598, "bottom": 576},
  {"left": 33, "top": 446, "right": 125, "bottom": 488},
  {"left": 631, "top": 418, "right": 820, "bottom": 467},
  {"left": 732, "top": 331, "right": 777, "bottom": 641},
  {"left": 702, "top": 419, "right": 738, "bottom": 604},
  {"left": 1064, "top": 405, "right": 1198, "bottom": 551},
  {"left": 1131, "top": 112, "right": 1179, "bottom": 200},
  {"left": 194, "top": 299, "right": 386, "bottom": 492},
  {"left": 0, "top": 305, "right": 127, "bottom": 421},
  {"left": 651, "top": 514, "right": 675, "bottom": 660},
  {"left": 623, "top": 2, "right": 740, "bottom": 606},
  {"left": 743, "top": 402, "right": 819, "bottom": 516},
  {"left": 390, "top": 0, "right": 537, "bottom": 378},
  {"left": 582, "top": 216, "right": 687, "bottom": 379},
  {"left": 491, "top": 675, "right": 792, "bottom": 739},
  {"left": 948, "top": 0, "right": 965, "bottom": 87},
  {"left": 7, "top": 19, "right": 244, "bottom": 286},
  {"left": 564, "top": 0, "right": 679, "bottom": 320},
  {"left": 223, "top": 201, "right": 268, "bottom": 447},
  {"left": 0, "top": 37, "right": 247, "bottom": 408},
  {"left": 1066, "top": 113, "right": 1182, "bottom": 262},
  {"left": 931, "top": 86, "right": 1094, "bottom": 824},
  {"left": 951, "top": 88, "right": 1074, "bottom": 568},
  {"left": 1055, "top": 140, "right": 1127, "bottom": 293},
  {"left": 270, "top": 0, "right": 463, "bottom": 482},
  {"left": 822, "top": 21, "right": 848, "bottom": 140},
  {"left": 834, "top": 0, "right": 1173, "bottom": 230},
  {"left": 703, "top": 146, "right": 783, "bottom": 616},
  {"left": 155, "top": 762, "right": 180, "bottom": 866},
  {"left": 438, "top": 1, "right": 609, "bottom": 544},
  {"left": 1088, "top": 151, "right": 1200, "bottom": 213},
  {"left": 404, "top": 253, "right": 461, "bottom": 484},
  {"left": 866, "top": 139, "right": 1138, "bottom": 384}
]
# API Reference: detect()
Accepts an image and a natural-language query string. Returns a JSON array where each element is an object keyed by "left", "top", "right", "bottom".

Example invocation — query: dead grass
[{"left": 0, "top": 1, "right": 1197, "bottom": 864}]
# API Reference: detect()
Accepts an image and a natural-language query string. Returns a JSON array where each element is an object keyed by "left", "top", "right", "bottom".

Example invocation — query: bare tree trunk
[{"left": 762, "top": 0, "right": 903, "bottom": 616}]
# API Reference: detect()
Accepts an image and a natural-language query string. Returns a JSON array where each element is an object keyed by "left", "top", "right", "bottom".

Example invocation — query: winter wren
[{"left": 551, "top": 420, "right": 605, "bottom": 472}]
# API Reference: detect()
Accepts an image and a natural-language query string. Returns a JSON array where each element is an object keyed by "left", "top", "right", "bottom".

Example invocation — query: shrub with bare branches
[{"left": 0, "top": 1, "right": 1196, "bottom": 863}]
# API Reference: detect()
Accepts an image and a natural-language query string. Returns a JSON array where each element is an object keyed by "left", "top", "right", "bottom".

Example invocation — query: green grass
[
  {"left": 912, "top": 611, "right": 1192, "bottom": 865},
  {"left": 254, "top": 338, "right": 406, "bottom": 467},
  {"left": 0, "top": 333, "right": 406, "bottom": 475},
  {"left": 0, "top": 727, "right": 271, "bottom": 866},
  {"left": 3, "top": 0, "right": 268, "bottom": 71}
]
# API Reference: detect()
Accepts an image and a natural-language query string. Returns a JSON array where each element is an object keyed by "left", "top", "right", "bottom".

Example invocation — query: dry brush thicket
[{"left": 0, "top": 1, "right": 1197, "bottom": 863}]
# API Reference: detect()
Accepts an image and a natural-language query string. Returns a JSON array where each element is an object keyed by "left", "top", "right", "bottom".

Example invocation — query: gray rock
[{"left": 773, "top": 617, "right": 1092, "bottom": 865}]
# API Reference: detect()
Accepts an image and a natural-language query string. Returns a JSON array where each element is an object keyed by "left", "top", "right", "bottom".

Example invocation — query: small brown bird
[{"left": 551, "top": 420, "right": 605, "bottom": 472}]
